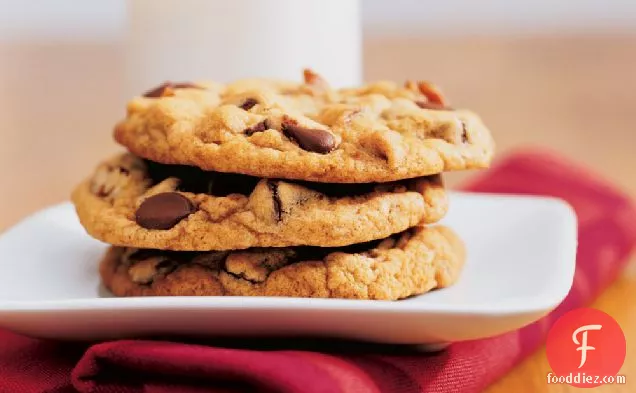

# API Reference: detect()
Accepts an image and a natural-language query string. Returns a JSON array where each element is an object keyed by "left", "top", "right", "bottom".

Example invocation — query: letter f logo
[{"left": 572, "top": 324, "right": 602, "bottom": 368}]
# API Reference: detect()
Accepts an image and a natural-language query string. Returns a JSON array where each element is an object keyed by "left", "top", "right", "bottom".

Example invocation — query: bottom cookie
[{"left": 100, "top": 226, "right": 465, "bottom": 300}]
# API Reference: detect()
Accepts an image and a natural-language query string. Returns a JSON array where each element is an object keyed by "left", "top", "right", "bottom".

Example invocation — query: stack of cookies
[{"left": 72, "top": 70, "right": 494, "bottom": 300}]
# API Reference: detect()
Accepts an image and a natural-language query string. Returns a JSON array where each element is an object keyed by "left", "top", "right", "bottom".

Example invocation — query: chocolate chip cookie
[
  {"left": 72, "top": 154, "right": 448, "bottom": 251},
  {"left": 100, "top": 225, "right": 465, "bottom": 300},
  {"left": 114, "top": 70, "right": 494, "bottom": 183}
]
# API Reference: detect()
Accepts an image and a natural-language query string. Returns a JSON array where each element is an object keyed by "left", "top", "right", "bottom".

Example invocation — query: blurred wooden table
[{"left": 1, "top": 35, "right": 634, "bottom": 392}]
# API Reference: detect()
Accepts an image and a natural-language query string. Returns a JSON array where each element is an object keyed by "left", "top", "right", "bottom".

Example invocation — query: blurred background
[{"left": 1, "top": 0, "right": 635, "bottom": 231}]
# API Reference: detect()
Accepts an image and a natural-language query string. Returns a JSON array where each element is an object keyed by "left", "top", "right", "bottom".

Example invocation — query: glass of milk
[{"left": 125, "top": 0, "right": 362, "bottom": 96}]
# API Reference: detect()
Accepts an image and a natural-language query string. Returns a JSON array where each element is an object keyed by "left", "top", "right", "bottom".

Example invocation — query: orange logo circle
[{"left": 546, "top": 308, "right": 626, "bottom": 387}]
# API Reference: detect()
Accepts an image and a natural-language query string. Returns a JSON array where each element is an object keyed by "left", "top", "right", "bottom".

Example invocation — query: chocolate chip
[
  {"left": 267, "top": 181, "right": 283, "bottom": 222},
  {"left": 143, "top": 82, "right": 201, "bottom": 98},
  {"left": 135, "top": 192, "right": 195, "bottom": 230},
  {"left": 96, "top": 186, "right": 110, "bottom": 198},
  {"left": 118, "top": 167, "right": 130, "bottom": 175},
  {"left": 461, "top": 120, "right": 468, "bottom": 143},
  {"left": 415, "top": 101, "right": 453, "bottom": 111},
  {"left": 239, "top": 98, "right": 258, "bottom": 111},
  {"left": 281, "top": 121, "right": 336, "bottom": 154},
  {"left": 245, "top": 120, "right": 269, "bottom": 136}
]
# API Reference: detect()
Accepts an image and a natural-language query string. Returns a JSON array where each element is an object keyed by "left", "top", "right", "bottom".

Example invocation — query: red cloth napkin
[{"left": 1, "top": 149, "right": 635, "bottom": 393}]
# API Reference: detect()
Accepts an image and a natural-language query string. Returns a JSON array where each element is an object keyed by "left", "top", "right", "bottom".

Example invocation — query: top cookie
[{"left": 114, "top": 70, "right": 495, "bottom": 183}]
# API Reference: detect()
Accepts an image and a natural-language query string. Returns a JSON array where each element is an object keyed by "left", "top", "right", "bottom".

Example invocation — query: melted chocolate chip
[
  {"left": 267, "top": 181, "right": 283, "bottom": 222},
  {"left": 135, "top": 192, "right": 195, "bottom": 230},
  {"left": 281, "top": 122, "right": 336, "bottom": 154},
  {"left": 239, "top": 98, "right": 258, "bottom": 111},
  {"left": 244, "top": 120, "right": 269, "bottom": 136},
  {"left": 415, "top": 101, "right": 453, "bottom": 111},
  {"left": 144, "top": 160, "right": 260, "bottom": 196},
  {"left": 142, "top": 160, "right": 405, "bottom": 199},
  {"left": 143, "top": 82, "right": 201, "bottom": 98},
  {"left": 145, "top": 160, "right": 212, "bottom": 193},
  {"left": 208, "top": 172, "right": 261, "bottom": 197}
]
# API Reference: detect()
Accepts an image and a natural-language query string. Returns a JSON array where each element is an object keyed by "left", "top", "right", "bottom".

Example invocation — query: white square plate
[{"left": 0, "top": 193, "right": 576, "bottom": 344}]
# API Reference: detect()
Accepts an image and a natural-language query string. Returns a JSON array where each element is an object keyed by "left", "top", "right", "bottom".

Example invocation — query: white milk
[{"left": 125, "top": 0, "right": 362, "bottom": 95}]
